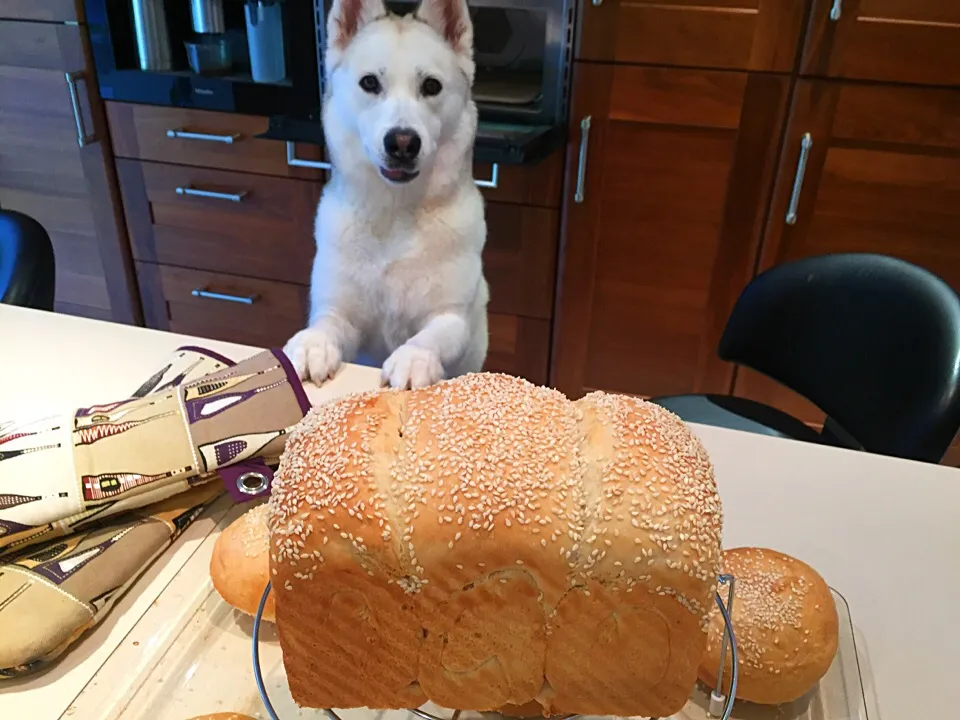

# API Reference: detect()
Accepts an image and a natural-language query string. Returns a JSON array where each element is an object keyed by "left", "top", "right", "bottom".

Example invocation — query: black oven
[{"left": 85, "top": 0, "right": 322, "bottom": 116}]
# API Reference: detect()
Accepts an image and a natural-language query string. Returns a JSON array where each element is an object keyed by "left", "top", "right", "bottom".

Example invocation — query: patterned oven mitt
[{"left": 0, "top": 346, "right": 309, "bottom": 677}]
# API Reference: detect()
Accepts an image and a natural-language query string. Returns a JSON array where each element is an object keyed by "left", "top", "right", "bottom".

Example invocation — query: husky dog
[{"left": 283, "top": 0, "right": 489, "bottom": 390}]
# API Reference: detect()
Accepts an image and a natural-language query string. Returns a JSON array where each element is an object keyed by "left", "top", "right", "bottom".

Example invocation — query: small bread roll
[
  {"left": 210, "top": 503, "right": 275, "bottom": 622},
  {"left": 699, "top": 547, "right": 839, "bottom": 705}
]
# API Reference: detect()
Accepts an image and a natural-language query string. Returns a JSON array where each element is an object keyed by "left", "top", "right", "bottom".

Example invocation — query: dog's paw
[
  {"left": 382, "top": 344, "right": 444, "bottom": 390},
  {"left": 283, "top": 328, "right": 343, "bottom": 384}
]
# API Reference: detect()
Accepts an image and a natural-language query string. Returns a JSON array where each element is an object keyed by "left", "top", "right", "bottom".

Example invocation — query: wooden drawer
[
  {"left": 477, "top": 151, "right": 564, "bottom": 208},
  {"left": 107, "top": 103, "right": 325, "bottom": 178},
  {"left": 484, "top": 203, "right": 558, "bottom": 319},
  {"left": 118, "top": 160, "right": 319, "bottom": 285},
  {"left": 138, "top": 263, "right": 308, "bottom": 349},
  {"left": 484, "top": 314, "right": 551, "bottom": 385},
  {"left": 0, "top": 19, "right": 84, "bottom": 69},
  {"left": 577, "top": 0, "right": 808, "bottom": 72},
  {"left": 0, "top": 1, "right": 82, "bottom": 22}
]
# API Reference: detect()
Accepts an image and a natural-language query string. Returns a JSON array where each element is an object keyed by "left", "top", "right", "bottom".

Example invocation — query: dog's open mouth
[{"left": 380, "top": 167, "right": 420, "bottom": 184}]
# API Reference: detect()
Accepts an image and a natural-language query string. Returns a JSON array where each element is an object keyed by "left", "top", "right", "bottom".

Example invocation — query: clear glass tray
[{"left": 76, "top": 504, "right": 868, "bottom": 720}]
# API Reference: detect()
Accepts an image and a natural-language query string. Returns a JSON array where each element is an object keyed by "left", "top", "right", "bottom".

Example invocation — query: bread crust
[
  {"left": 698, "top": 547, "right": 839, "bottom": 705},
  {"left": 270, "top": 374, "right": 723, "bottom": 716},
  {"left": 210, "top": 503, "right": 275, "bottom": 623}
]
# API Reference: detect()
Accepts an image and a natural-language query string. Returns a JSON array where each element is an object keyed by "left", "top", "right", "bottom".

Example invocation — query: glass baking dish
[{"left": 70, "top": 503, "right": 868, "bottom": 720}]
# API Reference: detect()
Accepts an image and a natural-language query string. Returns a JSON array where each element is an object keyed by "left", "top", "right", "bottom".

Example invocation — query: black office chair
[
  {"left": 652, "top": 254, "right": 960, "bottom": 464},
  {"left": 0, "top": 209, "right": 56, "bottom": 311}
]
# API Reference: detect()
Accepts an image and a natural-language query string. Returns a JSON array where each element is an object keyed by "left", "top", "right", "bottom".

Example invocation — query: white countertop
[{"left": 1, "top": 306, "right": 958, "bottom": 719}]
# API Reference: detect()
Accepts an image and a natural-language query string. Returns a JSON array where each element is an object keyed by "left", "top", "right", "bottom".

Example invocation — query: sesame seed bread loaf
[
  {"left": 699, "top": 547, "right": 839, "bottom": 705},
  {"left": 209, "top": 503, "right": 275, "bottom": 622},
  {"left": 269, "top": 373, "right": 723, "bottom": 717}
]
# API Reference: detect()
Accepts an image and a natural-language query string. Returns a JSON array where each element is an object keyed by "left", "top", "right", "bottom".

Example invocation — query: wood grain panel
[
  {"left": 118, "top": 160, "right": 320, "bottom": 285},
  {"left": 551, "top": 63, "right": 791, "bottom": 399},
  {"left": 0, "top": 20, "right": 83, "bottom": 70},
  {"left": 802, "top": 0, "right": 960, "bottom": 85},
  {"left": 742, "top": 80, "right": 960, "bottom": 429},
  {"left": 484, "top": 314, "right": 551, "bottom": 385},
  {"left": 107, "top": 102, "right": 326, "bottom": 179},
  {"left": 137, "top": 263, "right": 309, "bottom": 349},
  {"left": 484, "top": 203, "right": 559, "bottom": 319},
  {"left": 578, "top": 0, "right": 808, "bottom": 72},
  {"left": 476, "top": 151, "right": 564, "bottom": 208},
  {"left": 0, "top": 0, "right": 82, "bottom": 22}
]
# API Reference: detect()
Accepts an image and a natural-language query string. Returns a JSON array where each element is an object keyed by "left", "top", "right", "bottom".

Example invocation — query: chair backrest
[
  {"left": 719, "top": 253, "right": 960, "bottom": 463},
  {"left": 0, "top": 210, "right": 56, "bottom": 311}
]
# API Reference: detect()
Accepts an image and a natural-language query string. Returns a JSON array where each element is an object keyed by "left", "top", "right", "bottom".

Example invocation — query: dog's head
[{"left": 323, "top": 0, "right": 476, "bottom": 186}]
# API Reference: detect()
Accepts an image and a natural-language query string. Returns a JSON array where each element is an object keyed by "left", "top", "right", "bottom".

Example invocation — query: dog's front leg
[
  {"left": 382, "top": 313, "right": 469, "bottom": 389},
  {"left": 284, "top": 313, "right": 359, "bottom": 385}
]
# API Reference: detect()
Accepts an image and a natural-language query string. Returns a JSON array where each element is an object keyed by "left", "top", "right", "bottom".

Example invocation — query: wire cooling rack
[{"left": 252, "top": 574, "right": 740, "bottom": 720}]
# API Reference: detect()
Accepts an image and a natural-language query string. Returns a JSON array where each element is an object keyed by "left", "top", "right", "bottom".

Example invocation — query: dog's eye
[
  {"left": 359, "top": 74, "right": 382, "bottom": 94},
  {"left": 421, "top": 77, "right": 443, "bottom": 98}
]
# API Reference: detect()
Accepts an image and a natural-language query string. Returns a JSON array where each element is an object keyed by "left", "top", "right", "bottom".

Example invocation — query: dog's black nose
[{"left": 384, "top": 127, "right": 422, "bottom": 162}]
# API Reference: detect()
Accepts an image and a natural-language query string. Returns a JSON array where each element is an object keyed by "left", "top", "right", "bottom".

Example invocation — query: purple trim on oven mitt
[
  {"left": 220, "top": 459, "right": 274, "bottom": 503},
  {"left": 270, "top": 347, "right": 311, "bottom": 414}
]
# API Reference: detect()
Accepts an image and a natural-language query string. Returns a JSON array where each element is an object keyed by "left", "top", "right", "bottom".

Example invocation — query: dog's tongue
[{"left": 382, "top": 168, "right": 407, "bottom": 181}]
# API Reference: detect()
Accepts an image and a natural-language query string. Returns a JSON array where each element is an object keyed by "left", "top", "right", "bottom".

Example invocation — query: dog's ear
[
  {"left": 416, "top": 0, "right": 474, "bottom": 64},
  {"left": 326, "top": 0, "right": 384, "bottom": 69}
]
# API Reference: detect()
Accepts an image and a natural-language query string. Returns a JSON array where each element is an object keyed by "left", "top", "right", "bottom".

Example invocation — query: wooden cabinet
[
  {"left": 735, "top": 80, "right": 960, "bottom": 426},
  {"left": 551, "top": 64, "right": 791, "bottom": 399},
  {"left": 577, "top": 0, "right": 809, "bottom": 71},
  {"left": 0, "top": 0, "right": 82, "bottom": 22},
  {"left": 802, "top": 0, "right": 960, "bottom": 86},
  {"left": 0, "top": 19, "right": 137, "bottom": 322}
]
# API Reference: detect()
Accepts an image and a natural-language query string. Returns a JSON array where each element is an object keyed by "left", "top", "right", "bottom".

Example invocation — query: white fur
[{"left": 284, "top": 0, "right": 488, "bottom": 390}]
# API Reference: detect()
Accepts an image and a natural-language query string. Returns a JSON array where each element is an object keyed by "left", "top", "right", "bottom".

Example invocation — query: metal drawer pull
[
  {"left": 574, "top": 115, "right": 593, "bottom": 204},
  {"left": 191, "top": 288, "right": 257, "bottom": 305},
  {"left": 592, "top": 0, "right": 603, "bottom": 5},
  {"left": 286, "top": 142, "right": 333, "bottom": 170},
  {"left": 474, "top": 164, "right": 499, "bottom": 189},
  {"left": 176, "top": 185, "right": 248, "bottom": 203},
  {"left": 830, "top": 0, "right": 842, "bottom": 21},
  {"left": 785, "top": 133, "right": 813, "bottom": 226},
  {"left": 65, "top": 71, "right": 96, "bottom": 148},
  {"left": 167, "top": 128, "right": 241, "bottom": 144}
]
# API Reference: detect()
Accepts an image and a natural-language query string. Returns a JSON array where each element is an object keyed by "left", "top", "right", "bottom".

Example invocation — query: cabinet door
[
  {"left": 737, "top": 80, "right": 960, "bottom": 426},
  {"left": 802, "top": 0, "right": 960, "bottom": 85},
  {"left": 0, "top": 20, "right": 137, "bottom": 322},
  {"left": 577, "top": 0, "right": 809, "bottom": 71},
  {"left": 551, "top": 64, "right": 791, "bottom": 399}
]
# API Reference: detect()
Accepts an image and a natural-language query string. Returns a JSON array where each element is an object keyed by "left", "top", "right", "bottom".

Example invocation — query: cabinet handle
[
  {"left": 191, "top": 288, "right": 257, "bottom": 305},
  {"left": 785, "top": 133, "right": 813, "bottom": 226},
  {"left": 829, "top": 0, "right": 842, "bottom": 21},
  {"left": 574, "top": 115, "right": 593, "bottom": 204},
  {"left": 176, "top": 185, "right": 248, "bottom": 203},
  {"left": 65, "top": 71, "right": 96, "bottom": 148},
  {"left": 474, "top": 164, "right": 499, "bottom": 189},
  {"left": 167, "top": 128, "right": 241, "bottom": 144},
  {"left": 591, "top": 0, "right": 603, "bottom": 5},
  {"left": 286, "top": 141, "right": 333, "bottom": 170}
]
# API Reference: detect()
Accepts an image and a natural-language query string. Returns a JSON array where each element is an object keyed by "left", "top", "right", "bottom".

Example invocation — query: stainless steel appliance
[{"left": 86, "top": 0, "right": 319, "bottom": 115}]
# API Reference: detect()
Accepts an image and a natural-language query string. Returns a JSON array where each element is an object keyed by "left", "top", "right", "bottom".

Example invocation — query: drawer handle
[
  {"left": 474, "top": 164, "right": 499, "bottom": 189},
  {"left": 829, "top": 0, "right": 842, "bottom": 21},
  {"left": 785, "top": 133, "right": 813, "bottom": 226},
  {"left": 286, "top": 142, "right": 333, "bottom": 170},
  {"left": 591, "top": 0, "right": 603, "bottom": 5},
  {"left": 65, "top": 71, "right": 96, "bottom": 148},
  {"left": 167, "top": 128, "right": 241, "bottom": 144},
  {"left": 191, "top": 288, "right": 257, "bottom": 305},
  {"left": 574, "top": 115, "right": 592, "bottom": 204},
  {"left": 286, "top": 142, "right": 500, "bottom": 189},
  {"left": 176, "top": 185, "right": 248, "bottom": 203}
]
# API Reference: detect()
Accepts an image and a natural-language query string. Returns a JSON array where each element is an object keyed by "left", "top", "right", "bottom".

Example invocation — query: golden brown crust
[
  {"left": 698, "top": 547, "right": 839, "bottom": 705},
  {"left": 270, "top": 373, "right": 723, "bottom": 716},
  {"left": 209, "top": 504, "right": 275, "bottom": 623},
  {"left": 186, "top": 714, "right": 257, "bottom": 720}
]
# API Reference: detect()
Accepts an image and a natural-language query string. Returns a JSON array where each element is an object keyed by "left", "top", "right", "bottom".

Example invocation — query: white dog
[{"left": 283, "top": 0, "right": 489, "bottom": 390}]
